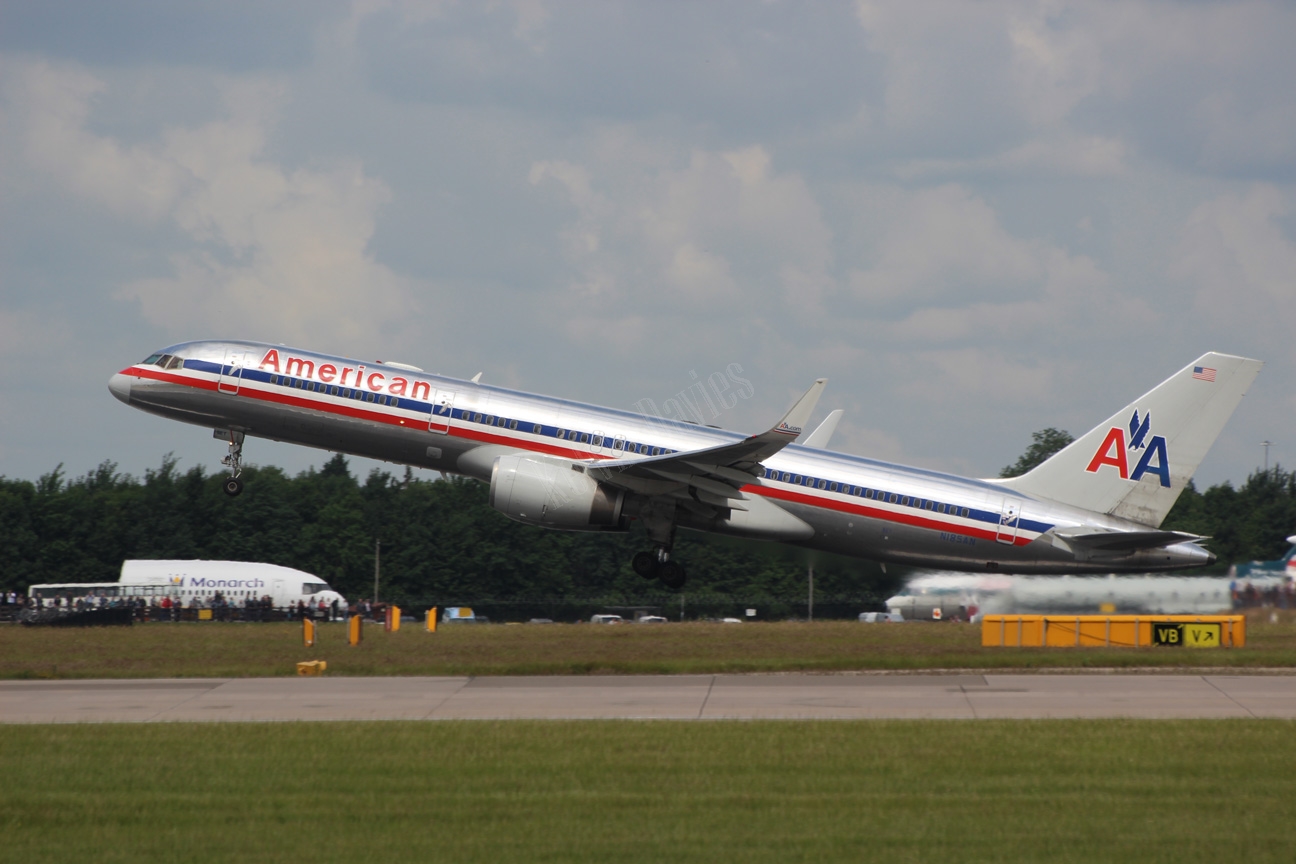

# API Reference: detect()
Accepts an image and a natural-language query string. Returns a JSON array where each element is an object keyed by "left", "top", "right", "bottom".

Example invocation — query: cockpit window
[
  {"left": 143, "top": 354, "right": 163, "bottom": 365},
  {"left": 164, "top": 355, "right": 184, "bottom": 370}
]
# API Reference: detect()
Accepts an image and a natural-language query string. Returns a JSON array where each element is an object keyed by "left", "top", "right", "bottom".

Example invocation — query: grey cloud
[
  {"left": 0, "top": 0, "right": 333, "bottom": 71},
  {"left": 356, "top": 2, "right": 878, "bottom": 142}
]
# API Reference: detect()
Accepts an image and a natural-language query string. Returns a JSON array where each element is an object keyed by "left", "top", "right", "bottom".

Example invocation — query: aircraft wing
[{"left": 586, "top": 378, "right": 827, "bottom": 512}]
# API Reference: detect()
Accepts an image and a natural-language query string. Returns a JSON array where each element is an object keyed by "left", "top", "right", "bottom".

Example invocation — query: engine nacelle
[{"left": 489, "top": 454, "right": 627, "bottom": 531}]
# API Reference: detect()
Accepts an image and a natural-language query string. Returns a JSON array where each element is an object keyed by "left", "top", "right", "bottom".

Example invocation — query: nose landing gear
[{"left": 219, "top": 429, "right": 245, "bottom": 497}]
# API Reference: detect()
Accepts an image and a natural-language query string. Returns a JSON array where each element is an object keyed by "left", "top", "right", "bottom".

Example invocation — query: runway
[{"left": 3, "top": 673, "right": 1296, "bottom": 722}]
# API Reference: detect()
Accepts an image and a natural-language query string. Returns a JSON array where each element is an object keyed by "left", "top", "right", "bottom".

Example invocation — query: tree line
[
  {"left": 2, "top": 436, "right": 1292, "bottom": 605},
  {"left": 0, "top": 454, "right": 896, "bottom": 608}
]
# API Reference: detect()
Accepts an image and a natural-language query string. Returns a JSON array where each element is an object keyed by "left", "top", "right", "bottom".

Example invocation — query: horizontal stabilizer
[{"left": 1050, "top": 527, "right": 1206, "bottom": 553}]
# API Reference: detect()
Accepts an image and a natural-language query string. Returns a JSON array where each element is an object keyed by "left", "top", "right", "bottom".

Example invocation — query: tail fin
[{"left": 998, "top": 353, "right": 1262, "bottom": 527}]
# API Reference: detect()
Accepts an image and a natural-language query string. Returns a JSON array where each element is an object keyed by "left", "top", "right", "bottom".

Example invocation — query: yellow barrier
[
  {"left": 981, "top": 615, "right": 1245, "bottom": 648},
  {"left": 296, "top": 660, "right": 327, "bottom": 675},
  {"left": 348, "top": 614, "right": 362, "bottom": 646},
  {"left": 426, "top": 607, "right": 437, "bottom": 633},
  {"left": 303, "top": 617, "right": 316, "bottom": 647}
]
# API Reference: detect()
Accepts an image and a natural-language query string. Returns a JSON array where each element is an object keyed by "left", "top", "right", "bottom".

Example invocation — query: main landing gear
[
  {"left": 631, "top": 500, "right": 686, "bottom": 590},
  {"left": 220, "top": 430, "right": 245, "bottom": 497},
  {"left": 633, "top": 548, "right": 687, "bottom": 590}
]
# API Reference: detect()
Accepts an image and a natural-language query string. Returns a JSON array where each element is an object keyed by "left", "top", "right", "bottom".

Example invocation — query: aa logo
[{"left": 1085, "top": 409, "right": 1171, "bottom": 488}]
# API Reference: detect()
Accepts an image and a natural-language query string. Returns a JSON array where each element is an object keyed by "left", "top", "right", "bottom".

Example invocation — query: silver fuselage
[{"left": 110, "top": 340, "right": 1214, "bottom": 574}]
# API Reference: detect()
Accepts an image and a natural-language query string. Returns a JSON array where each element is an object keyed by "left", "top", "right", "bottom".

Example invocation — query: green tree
[{"left": 1000, "top": 428, "right": 1075, "bottom": 478}]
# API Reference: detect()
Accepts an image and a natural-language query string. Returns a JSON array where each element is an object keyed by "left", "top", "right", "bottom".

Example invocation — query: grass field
[
  {"left": 3, "top": 720, "right": 1294, "bottom": 863},
  {"left": 2, "top": 614, "right": 1296, "bottom": 678}
]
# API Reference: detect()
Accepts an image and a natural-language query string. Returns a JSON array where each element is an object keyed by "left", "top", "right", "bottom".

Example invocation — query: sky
[{"left": 1, "top": 0, "right": 1293, "bottom": 491}]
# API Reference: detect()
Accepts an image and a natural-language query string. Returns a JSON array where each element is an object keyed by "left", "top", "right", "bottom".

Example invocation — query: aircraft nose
[{"left": 108, "top": 372, "right": 132, "bottom": 405}]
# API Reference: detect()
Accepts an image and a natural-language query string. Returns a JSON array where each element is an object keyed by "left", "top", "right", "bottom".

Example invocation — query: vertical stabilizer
[{"left": 998, "top": 353, "right": 1262, "bottom": 527}]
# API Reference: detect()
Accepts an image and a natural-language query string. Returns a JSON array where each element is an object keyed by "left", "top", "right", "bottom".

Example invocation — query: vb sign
[{"left": 1152, "top": 622, "right": 1222, "bottom": 648}]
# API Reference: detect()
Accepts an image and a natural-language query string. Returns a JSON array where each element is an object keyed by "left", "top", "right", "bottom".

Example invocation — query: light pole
[
  {"left": 1262, "top": 440, "right": 1273, "bottom": 473},
  {"left": 808, "top": 562, "right": 814, "bottom": 623}
]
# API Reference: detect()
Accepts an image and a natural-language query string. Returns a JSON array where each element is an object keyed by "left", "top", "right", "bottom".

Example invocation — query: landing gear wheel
[
  {"left": 659, "top": 561, "right": 686, "bottom": 591},
  {"left": 632, "top": 551, "right": 659, "bottom": 579},
  {"left": 223, "top": 477, "right": 244, "bottom": 497}
]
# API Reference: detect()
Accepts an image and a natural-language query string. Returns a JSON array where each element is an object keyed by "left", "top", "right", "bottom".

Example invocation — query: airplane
[
  {"left": 29, "top": 560, "right": 347, "bottom": 612},
  {"left": 883, "top": 570, "right": 1289, "bottom": 621},
  {"left": 109, "top": 343, "right": 1262, "bottom": 590}
]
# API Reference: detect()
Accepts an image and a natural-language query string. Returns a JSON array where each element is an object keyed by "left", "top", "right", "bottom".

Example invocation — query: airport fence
[{"left": 392, "top": 594, "right": 893, "bottom": 623}]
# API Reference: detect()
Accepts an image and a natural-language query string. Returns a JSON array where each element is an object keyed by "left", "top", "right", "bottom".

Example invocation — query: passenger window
[
  {"left": 829, "top": 482, "right": 838, "bottom": 492},
  {"left": 592, "top": 435, "right": 602, "bottom": 447},
  {"left": 581, "top": 433, "right": 590, "bottom": 444},
  {"left": 651, "top": 447, "right": 661, "bottom": 456},
  {"left": 485, "top": 415, "right": 494, "bottom": 425},
  {"left": 962, "top": 508, "right": 970, "bottom": 518},
  {"left": 817, "top": 479, "right": 827, "bottom": 490},
  {"left": 533, "top": 424, "right": 543, "bottom": 434},
  {"left": 556, "top": 429, "right": 566, "bottom": 438},
  {"left": 509, "top": 419, "right": 518, "bottom": 430}
]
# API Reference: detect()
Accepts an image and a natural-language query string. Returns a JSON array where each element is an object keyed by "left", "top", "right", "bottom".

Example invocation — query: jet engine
[{"left": 489, "top": 453, "right": 627, "bottom": 531}]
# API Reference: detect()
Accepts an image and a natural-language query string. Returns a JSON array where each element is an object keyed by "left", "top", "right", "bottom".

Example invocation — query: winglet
[
  {"left": 803, "top": 408, "right": 843, "bottom": 449},
  {"left": 774, "top": 379, "right": 828, "bottom": 439}
]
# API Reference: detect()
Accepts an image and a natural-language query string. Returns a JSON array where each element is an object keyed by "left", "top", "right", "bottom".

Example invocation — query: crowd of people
[
  {"left": 0, "top": 590, "right": 346, "bottom": 623},
  {"left": 1230, "top": 578, "right": 1296, "bottom": 610}
]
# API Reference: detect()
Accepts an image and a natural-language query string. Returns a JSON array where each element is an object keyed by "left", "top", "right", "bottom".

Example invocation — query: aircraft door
[
  {"left": 428, "top": 389, "right": 455, "bottom": 434},
  {"left": 218, "top": 351, "right": 248, "bottom": 394},
  {"left": 996, "top": 497, "right": 1022, "bottom": 545}
]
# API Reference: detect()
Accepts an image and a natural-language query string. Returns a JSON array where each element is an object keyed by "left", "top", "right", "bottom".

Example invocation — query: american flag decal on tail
[{"left": 1193, "top": 366, "right": 1217, "bottom": 382}]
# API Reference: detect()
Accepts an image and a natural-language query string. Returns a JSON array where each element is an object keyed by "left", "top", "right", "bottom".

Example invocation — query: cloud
[
  {"left": 7, "top": 60, "right": 186, "bottom": 221},
  {"left": 5, "top": 59, "right": 414, "bottom": 347},
  {"left": 1174, "top": 186, "right": 1296, "bottom": 359},
  {"left": 529, "top": 143, "right": 833, "bottom": 345},
  {"left": 847, "top": 184, "right": 1043, "bottom": 306}
]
